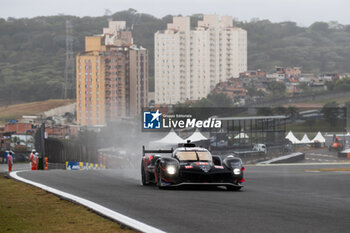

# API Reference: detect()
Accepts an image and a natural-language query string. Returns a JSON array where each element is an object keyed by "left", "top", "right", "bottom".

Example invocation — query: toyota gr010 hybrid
[{"left": 141, "top": 142, "right": 245, "bottom": 190}]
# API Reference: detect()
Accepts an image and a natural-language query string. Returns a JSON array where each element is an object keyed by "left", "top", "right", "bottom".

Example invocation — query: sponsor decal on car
[
  {"left": 199, "top": 165, "right": 211, "bottom": 173},
  {"left": 185, "top": 165, "right": 193, "bottom": 169},
  {"left": 195, "top": 162, "right": 209, "bottom": 165},
  {"left": 214, "top": 165, "right": 224, "bottom": 169}
]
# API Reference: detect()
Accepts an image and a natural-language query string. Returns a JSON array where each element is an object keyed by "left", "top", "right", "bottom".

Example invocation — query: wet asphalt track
[{"left": 17, "top": 164, "right": 350, "bottom": 233}]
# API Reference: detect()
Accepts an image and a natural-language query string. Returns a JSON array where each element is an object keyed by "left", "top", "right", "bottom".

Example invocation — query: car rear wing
[{"left": 142, "top": 145, "right": 173, "bottom": 157}]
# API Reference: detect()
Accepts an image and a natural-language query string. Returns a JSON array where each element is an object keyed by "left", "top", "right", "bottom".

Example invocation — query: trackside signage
[{"left": 143, "top": 110, "right": 221, "bottom": 130}]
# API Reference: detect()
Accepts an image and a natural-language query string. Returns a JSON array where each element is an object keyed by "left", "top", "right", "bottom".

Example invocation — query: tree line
[{"left": 1, "top": 9, "right": 350, "bottom": 105}]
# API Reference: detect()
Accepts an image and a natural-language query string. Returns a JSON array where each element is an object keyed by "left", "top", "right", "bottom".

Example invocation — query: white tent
[
  {"left": 149, "top": 129, "right": 186, "bottom": 148},
  {"left": 285, "top": 131, "right": 301, "bottom": 144},
  {"left": 186, "top": 129, "right": 208, "bottom": 142},
  {"left": 341, "top": 148, "right": 350, "bottom": 153},
  {"left": 312, "top": 132, "right": 326, "bottom": 143},
  {"left": 234, "top": 132, "right": 249, "bottom": 139},
  {"left": 300, "top": 134, "right": 312, "bottom": 144}
]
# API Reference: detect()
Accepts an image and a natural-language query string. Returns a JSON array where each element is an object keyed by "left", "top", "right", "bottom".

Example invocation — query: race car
[{"left": 141, "top": 141, "right": 245, "bottom": 190}]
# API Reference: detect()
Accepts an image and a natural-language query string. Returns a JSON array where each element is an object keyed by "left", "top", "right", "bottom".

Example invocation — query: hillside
[
  {"left": 1, "top": 9, "right": 350, "bottom": 104},
  {"left": 0, "top": 99, "right": 75, "bottom": 124}
]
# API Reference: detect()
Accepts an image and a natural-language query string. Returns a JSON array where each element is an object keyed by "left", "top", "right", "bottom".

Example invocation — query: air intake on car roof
[{"left": 179, "top": 140, "right": 196, "bottom": 148}]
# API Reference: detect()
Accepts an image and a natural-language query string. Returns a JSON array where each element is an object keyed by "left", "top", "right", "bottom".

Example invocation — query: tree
[
  {"left": 267, "top": 81, "right": 286, "bottom": 98},
  {"left": 310, "top": 22, "right": 329, "bottom": 32},
  {"left": 1, "top": 12, "right": 350, "bottom": 105},
  {"left": 274, "top": 106, "right": 286, "bottom": 115},
  {"left": 286, "top": 106, "right": 298, "bottom": 120},
  {"left": 257, "top": 107, "right": 273, "bottom": 116},
  {"left": 334, "top": 78, "right": 350, "bottom": 91},
  {"left": 247, "top": 87, "right": 265, "bottom": 97},
  {"left": 325, "top": 81, "right": 335, "bottom": 91},
  {"left": 207, "top": 93, "right": 233, "bottom": 107},
  {"left": 190, "top": 93, "right": 233, "bottom": 108},
  {"left": 346, "top": 101, "right": 350, "bottom": 132},
  {"left": 299, "top": 82, "right": 310, "bottom": 92}
]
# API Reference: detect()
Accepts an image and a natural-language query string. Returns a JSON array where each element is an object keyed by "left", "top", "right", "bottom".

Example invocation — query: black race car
[{"left": 141, "top": 142, "right": 245, "bottom": 190}]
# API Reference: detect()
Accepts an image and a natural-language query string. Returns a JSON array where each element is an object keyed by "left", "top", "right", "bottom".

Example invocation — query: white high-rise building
[{"left": 155, "top": 15, "right": 247, "bottom": 104}]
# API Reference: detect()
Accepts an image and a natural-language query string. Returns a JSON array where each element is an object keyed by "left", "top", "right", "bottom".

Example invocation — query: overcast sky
[{"left": 1, "top": 0, "right": 349, "bottom": 26}]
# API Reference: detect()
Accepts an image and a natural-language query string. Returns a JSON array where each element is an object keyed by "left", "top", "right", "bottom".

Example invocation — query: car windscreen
[
  {"left": 230, "top": 160, "right": 242, "bottom": 167},
  {"left": 175, "top": 151, "right": 212, "bottom": 161}
]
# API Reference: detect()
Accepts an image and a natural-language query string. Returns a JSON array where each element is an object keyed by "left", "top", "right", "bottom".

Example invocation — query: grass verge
[
  {"left": 0, "top": 174, "right": 135, "bottom": 233},
  {"left": 0, "top": 99, "right": 75, "bottom": 124}
]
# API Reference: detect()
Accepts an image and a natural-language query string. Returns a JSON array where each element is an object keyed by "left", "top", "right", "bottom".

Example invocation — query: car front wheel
[
  {"left": 227, "top": 186, "right": 242, "bottom": 191},
  {"left": 156, "top": 166, "right": 165, "bottom": 189}
]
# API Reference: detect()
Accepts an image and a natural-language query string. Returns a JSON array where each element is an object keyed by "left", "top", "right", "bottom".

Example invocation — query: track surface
[
  {"left": 17, "top": 164, "right": 350, "bottom": 233},
  {"left": 303, "top": 148, "right": 346, "bottom": 163}
]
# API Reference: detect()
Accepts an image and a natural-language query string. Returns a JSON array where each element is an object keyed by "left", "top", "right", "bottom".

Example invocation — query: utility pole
[{"left": 63, "top": 20, "right": 74, "bottom": 99}]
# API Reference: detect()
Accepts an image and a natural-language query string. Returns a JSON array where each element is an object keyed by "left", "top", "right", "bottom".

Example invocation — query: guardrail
[{"left": 258, "top": 152, "right": 305, "bottom": 164}]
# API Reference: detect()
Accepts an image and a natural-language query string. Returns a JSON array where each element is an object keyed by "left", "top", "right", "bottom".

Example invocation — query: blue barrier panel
[
  {"left": 66, "top": 161, "right": 81, "bottom": 170},
  {"left": 65, "top": 161, "right": 106, "bottom": 170}
]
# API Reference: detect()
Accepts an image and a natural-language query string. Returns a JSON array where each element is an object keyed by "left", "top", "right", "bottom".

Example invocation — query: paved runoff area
[
  {"left": 0, "top": 163, "right": 30, "bottom": 173},
  {"left": 14, "top": 162, "right": 350, "bottom": 233}
]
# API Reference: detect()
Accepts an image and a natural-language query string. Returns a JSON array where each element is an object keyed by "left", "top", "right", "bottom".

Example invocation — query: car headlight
[
  {"left": 233, "top": 168, "right": 241, "bottom": 175},
  {"left": 166, "top": 165, "right": 176, "bottom": 175}
]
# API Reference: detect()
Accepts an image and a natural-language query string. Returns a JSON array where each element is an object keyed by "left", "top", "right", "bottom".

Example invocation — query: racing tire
[
  {"left": 141, "top": 161, "right": 149, "bottom": 186},
  {"left": 227, "top": 186, "right": 242, "bottom": 191},
  {"left": 156, "top": 166, "right": 165, "bottom": 189}
]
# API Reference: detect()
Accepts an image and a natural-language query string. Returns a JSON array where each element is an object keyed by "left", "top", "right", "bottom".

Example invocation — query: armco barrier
[
  {"left": 234, "top": 151, "right": 265, "bottom": 157},
  {"left": 258, "top": 152, "right": 305, "bottom": 164},
  {"left": 216, "top": 151, "right": 269, "bottom": 165},
  {"left": 48, "top": 163, "right": 66, "bottom": 170},
  {"left": 235, "top": 151, "right": 265, "bottom": 163}
]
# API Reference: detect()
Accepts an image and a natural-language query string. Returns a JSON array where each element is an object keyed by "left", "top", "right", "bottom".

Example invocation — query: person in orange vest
[
  {"left": 30, "top": 150, "right": 37, "bottom": 170},
  {"left": 35, "top": 153, "right": 39, "bottom": 170},
  {"left": 8, "top": 151, "right": 13, "bottom": 172},
  {"left": 30, "top": 149, "right": 36, "bottom": 157}
]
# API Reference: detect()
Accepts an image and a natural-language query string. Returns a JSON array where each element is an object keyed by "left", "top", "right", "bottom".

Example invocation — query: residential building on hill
[
  {"left": 76, "top": 21, "right": 148, "bottom": 126},
  {"left": 155, "top": 15, "right": 247, "bottom": 105}
]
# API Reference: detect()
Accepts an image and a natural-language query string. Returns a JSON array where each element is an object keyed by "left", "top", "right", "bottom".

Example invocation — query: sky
[{"left": 1, "top": 0, "right": 349, "bottom": 26}]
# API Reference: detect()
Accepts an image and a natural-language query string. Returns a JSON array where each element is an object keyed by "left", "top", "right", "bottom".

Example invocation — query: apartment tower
[
  {"left": 155, "top": 15, "right": 247, "bottom": 104},
  {"left": 76, "top": 21, "right": 148, "bottom": 126}
]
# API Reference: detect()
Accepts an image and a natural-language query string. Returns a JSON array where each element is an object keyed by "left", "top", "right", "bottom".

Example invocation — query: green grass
[{"left": 0, "top": 175, "right": 135, "bottom": 233}]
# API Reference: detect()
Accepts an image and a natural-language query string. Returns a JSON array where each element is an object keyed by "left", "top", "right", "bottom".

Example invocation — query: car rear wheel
[{"left": 141, "top": 161, "right": 149, "bottom": 186}]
